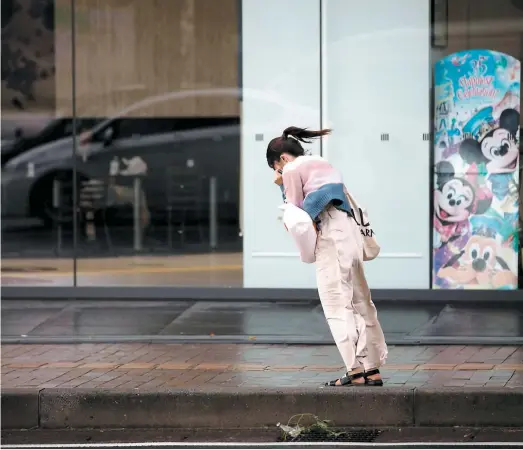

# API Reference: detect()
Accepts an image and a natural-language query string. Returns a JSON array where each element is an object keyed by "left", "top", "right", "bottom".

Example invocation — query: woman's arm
[
  {"left": 278, "top": 184, "right": 286, "bottom": 201},
  {"left": 282, "top": 166, "right": 304, "bottom": 207},
  {"left": 273, "top": 170, "right": 286, "bottom": 202}
]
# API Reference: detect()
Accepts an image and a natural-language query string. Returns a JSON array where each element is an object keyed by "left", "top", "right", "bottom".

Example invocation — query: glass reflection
[
  {"left": 71, "top": 0, "right": 243, "bottom": 287},
  {"left": 2, "top": 0, "right": 75, "bottom": 286}
]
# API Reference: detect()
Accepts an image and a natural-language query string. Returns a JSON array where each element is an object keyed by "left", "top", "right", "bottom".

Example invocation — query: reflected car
[
  {"left": 1, "top": 114, "right": 54, "bottom": 164},
  {"left": 1, "top": 116, "right": 103, "bottom": 166},
  {"left": 2, "top": 116, "right": 240, "bottom": 227},
  {"left": 2, "top": 88, "right": 317, "bottom": 227}
]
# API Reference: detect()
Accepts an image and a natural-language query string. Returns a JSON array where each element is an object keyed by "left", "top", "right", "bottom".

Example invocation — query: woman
[{"left": 267, "top": 126, "right": 388, "bottom": 386}]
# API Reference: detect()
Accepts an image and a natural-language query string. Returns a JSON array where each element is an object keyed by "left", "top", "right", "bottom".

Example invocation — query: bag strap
[{"left": 344, "top": 187, "right": 360, "bottom": 212}]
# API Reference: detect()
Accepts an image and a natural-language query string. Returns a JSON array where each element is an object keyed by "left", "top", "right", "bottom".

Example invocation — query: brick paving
[{"left": 1, "top": 344, "right": 522, "bottom": 390}]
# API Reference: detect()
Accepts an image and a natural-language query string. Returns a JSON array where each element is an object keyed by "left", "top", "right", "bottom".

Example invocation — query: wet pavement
[
  {"left": 2, "top": 344, "right": 523, "bottom": 441},
  {"left": 3, "top": 427, "right": 523, "bottom": 446},
  {"left": 2, "top": 343, "right": 522, "bottom": 389},
  {"left": 2, "top": 299, "right": 523, "bottom": 345}
]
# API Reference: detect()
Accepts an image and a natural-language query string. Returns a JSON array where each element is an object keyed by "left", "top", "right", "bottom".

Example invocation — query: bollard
[
  {"left": 52, "top": 178, "right": 62, "bottom": 254},
  {"left": 209, "top": 176, "right": 218, "bottom": 250},
  {"left": 133, "top": 176, "right": 142, "bottom": 251}
]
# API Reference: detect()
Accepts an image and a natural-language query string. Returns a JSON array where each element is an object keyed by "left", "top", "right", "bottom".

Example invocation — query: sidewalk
[
  {"left": 2, "top": 343, "right": 523, "bottom": 430},
  {"left": 3, "top": 344, "right": 523, "bottom": 389}
]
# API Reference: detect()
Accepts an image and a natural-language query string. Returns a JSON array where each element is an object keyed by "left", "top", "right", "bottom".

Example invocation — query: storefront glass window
[
  {"left": 2, "top": 0, "right": 243, "bottom": 288},
  {"left": 2, "top": 0, "right": 521, "bottom": 291},
  {"left": 2, "top": 0, "right": 75, "bottom": 286}
]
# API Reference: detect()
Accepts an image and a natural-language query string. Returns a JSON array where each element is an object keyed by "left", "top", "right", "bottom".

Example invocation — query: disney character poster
[{"left": 433, "top": 50, "right": 520, "bottom": 290}]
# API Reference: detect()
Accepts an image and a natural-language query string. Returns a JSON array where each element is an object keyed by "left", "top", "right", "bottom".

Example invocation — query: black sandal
[
  {"left": 325, "top": 371, "right": 365, "bottom": 387},
  {"left": 363, "top": 368, "right": 383, "bottom": 386}
]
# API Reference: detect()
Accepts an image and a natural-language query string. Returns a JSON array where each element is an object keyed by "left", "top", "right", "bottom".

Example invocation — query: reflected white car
[{"left": 1, "top": 88, "right": 318, "bottom": 225}]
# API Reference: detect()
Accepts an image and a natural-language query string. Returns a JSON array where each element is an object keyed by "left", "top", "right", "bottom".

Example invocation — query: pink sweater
[{"left": 281, "top": 155, "right": 351, "bottom": 219}]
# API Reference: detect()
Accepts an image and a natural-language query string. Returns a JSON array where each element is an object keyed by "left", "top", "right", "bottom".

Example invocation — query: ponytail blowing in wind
[
  {"left": 282, "top": 126, "right": 331, "bottom": 142},
  {"left": 266, "top": 126, "right": 332, "bottom": 168}
]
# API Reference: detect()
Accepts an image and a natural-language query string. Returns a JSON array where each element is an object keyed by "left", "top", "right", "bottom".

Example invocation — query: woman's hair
[{"left": 266, "top": 126, "right": 331, "bottom": 168}]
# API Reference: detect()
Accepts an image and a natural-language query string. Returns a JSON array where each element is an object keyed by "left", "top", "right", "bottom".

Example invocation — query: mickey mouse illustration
[
  {"left": 434, "top": 161, "right": 492, "bottom": 248},
  {"left": 459, "top": 108, "right": 520, "bottom": 174},
  {"left": 437, "top": 228, "right": 517, "bottom": 288}
]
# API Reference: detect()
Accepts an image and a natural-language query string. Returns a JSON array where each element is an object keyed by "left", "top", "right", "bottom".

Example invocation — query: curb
[
  {"left": 3, "top": 387, "right": 523, "bottom": 430},
  {"left": 1, "top": 389, "right": 40, "bottom": 429}
]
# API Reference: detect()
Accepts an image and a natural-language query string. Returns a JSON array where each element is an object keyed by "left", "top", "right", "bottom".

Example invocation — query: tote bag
[
  {"left": 345, "top": 189, "right": 380, "bottom": 261},
  {"left": 279, "top": 203, "right": 317, "bottom": 264}
]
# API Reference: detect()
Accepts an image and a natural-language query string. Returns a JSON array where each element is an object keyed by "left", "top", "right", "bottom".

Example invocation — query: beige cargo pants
[{"left": 315, "top": 206, "right": 388, "bottom": 372}]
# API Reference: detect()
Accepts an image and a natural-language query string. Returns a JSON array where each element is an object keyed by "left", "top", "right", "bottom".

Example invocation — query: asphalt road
[{"left": 3, "top": 427, "right": 523, "bottom": 447}]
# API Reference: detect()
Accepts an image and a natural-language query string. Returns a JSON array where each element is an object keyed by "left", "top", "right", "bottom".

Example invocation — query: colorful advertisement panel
[{"left": 433, "top": 50, "right": 520, "bottom": 289}]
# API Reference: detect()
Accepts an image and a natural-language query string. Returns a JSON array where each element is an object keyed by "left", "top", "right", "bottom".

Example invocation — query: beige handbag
[{"left": 345, "top": 189, "right": 380, "bottom": 261}]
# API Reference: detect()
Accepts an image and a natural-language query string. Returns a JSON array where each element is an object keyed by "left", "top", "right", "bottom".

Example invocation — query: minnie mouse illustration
[
  {"left": 459, "top": 108, "right": 520, "bottom": 174},
  {"left": 434, "top": 161, "right": 493, "bottom": 248}
]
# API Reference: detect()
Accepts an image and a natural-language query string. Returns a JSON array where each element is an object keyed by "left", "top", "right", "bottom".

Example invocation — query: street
[{"left": 3, "top": 427, "right": 523, "bottom": 447}]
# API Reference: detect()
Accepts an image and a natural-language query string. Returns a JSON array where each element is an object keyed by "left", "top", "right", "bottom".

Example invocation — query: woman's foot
[
  {"left": 325, "top": 371, "right": 365, "bottom": 386},
  {"left": 363, "top": 368, "right": 383, "bottom": 386}
]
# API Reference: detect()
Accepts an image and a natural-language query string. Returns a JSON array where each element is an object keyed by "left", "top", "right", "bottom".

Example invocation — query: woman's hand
[{"left": 273, "top": 169, "right": 283, "bottom": 186}]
